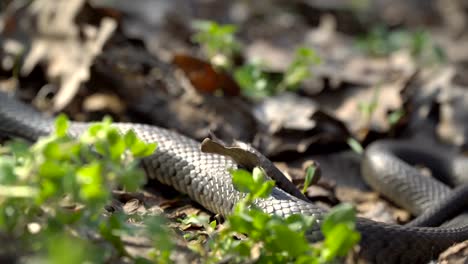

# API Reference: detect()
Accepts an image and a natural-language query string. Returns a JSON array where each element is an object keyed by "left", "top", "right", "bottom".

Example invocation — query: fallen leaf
[
  {"left": 83, "top": 93, "right": 126, "bottom": 114},
  {"left": 253, "top": 92, "right": 350, "bottom": 157},
  {"left": 438, "top": 240, "right": 468, "bottom": 264},
  {"left": 18, "top": 0, "right": 117, "bottom": 111},
  {"left": 172, "top": 54, "right": 240, "bottom": 96}
]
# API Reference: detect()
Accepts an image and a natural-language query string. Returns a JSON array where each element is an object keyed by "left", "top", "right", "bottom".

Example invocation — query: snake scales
[{"left": 0, "top": 91, "right": 467, "bottom": 264}]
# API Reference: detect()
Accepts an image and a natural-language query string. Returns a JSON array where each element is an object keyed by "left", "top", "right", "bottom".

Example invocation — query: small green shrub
[
  {"left": 204, "top": 167, "right": 360, "bottom": 264},
  {"left": 234, "top": 47, "right": 320, "bottom": 99},
  {"left": 192, "top": 20, "right": 241, "bottom": 69},
  {"left": 357, "top": 26, "right": 445, "bottom": 63},
  {"left": 0, "top": 115, "right": 166, "bottom": 263},
  {"left": 0, "top": 116, "right": 360, "bottom": 263},
  {"left": 192, "top": 20, "right": 321, "bottom": 99}
]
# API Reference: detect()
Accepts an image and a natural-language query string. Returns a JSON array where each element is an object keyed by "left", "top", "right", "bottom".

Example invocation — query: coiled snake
[{"left": 0, "top": 91, "right": 467, "bottom": 263}]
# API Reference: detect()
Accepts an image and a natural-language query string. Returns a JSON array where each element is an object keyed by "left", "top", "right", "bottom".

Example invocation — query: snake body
[{"left": 0, "top": 91, "right": 467, "bottom": 263}]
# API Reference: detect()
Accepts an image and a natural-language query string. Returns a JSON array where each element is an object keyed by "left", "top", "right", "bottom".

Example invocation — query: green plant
[
  {"left": 347, "top": 138, "right": 364, "bottom": 155},
  {"left": 192, "top": 20, "right": 241, "bottom": 69},
  {"left": 234, "top": 47, "right": 320, "bottom": 99},
  {"left": 0, "top": 115, "right": 360, "bottom": 263},
  {"left": 0, "top": 115, "right": 173, "bottom": 262},
  {"left": 357, "top": 26, "right": 445, "bottom": 63},
  {"left": 281, "top": 47, "right": 321, "bottom": 90},
  {"left": 233, "top": 60, "right": 282, "bottom": 99},
  {"left": 192, "top": 20, "right": 321, "bottom": 99},
  {"left": 357, "top": 85, "right": 380, "bottom": 126},
  {"left": 302, "top": 164, "right": 318, "bottom": 194},
  {"left": 387, "top": 108, "right": 405, "bottom": 126},
  {"left": 204, "top": 167, "right": 360, "bottom": 263}
]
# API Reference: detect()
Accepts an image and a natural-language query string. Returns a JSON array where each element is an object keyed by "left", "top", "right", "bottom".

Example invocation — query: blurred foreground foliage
[{"left": 0, "top": 116, "right": 359, "bottom": 263}]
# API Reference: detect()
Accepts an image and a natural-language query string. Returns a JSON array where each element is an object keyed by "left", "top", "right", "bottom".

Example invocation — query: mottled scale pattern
[{"left": 1, "top": 91, "right": 468, "bottom": 264}]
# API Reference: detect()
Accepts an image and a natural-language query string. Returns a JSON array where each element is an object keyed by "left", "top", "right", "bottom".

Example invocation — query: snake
[{"left": 0, "top": 91, "right": 467, "bottom": 264}]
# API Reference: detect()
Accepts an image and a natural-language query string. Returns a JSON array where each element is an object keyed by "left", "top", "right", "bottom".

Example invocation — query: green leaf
[
  {"left": 99, "top": 214, "right": 126, "bottom": 255},
  {"left": 37, "top": 179, "right": 59, "bottom": 203},
  {"left": 102, "top": 116, "right": 113, "bottom": 126},
  {"left": 124, "top": 130, "right": 137, "bottom": 147},
  {"left": 253, "top": 180, "right": 275, "bottom": 199},
  {"left": 54, "top": 208, "right": 83, "bottom": 225},
  {"left": 209, "top": 220, "right": 217, "bottom": 230},
  {"left": 321, "top": 223, "right": 360, "bottom": 261},
  {"left": 252, "top": 167, "right": 265, "bottom": 184},
  {"left": 119, "top": 168, "right": 146, "bottom": 192},
  {"left": 228, "top": 213, "right": 254, "bottom": 234},
  {"left": 192, "top": 20, "right": 240, "bottom": 69},
  {"left": 88, "top": 123, "right": 103, "bottom": 137},
  {"left": 250, "top": 209, "right": 271, "bottom": 233},
  {"left": 231, "top": 167, "right": 274, "bottom": 199},
  {"left": 46, "top": 234, "right": 101, "bottom": 264},
  {"left": 43, "top": 141, "right": 64, "bottom": 160},
  {"left": 231, "top": 169, "right": 256, "bottom": 194},
  {"left": 388, "top": 109, "right": 405, "bottom": 126},
  {"left": 282, "top": 47, "right": 320, "bottom": 90},
  {"left": 264, "top": 223, "right": 309, "bottom": 257},
  {"left": 145, "top": 215, "right": 174, "bottom": 254},
  {"left": 320, "top": 204, "right": 360, "bottom": 261},
  {"left": 234, "top": 63, "right": 276, "bottom": 99},
  {"left": 0, "top": 157, "right": 16, "bottom": 184},
  {"left": 76, "top": 162, "right": 106, "bottom": 202},
  {"left": 80, "top": 123, "right": 103, "bottom": 144},
  {"left": 54, "top": 114, "right": 69, "bottom": 137},
  {"left": 302, "top": 164, "right": 317, "bottom": 194},
  {"left": 231, "top": 241, "right": 252, "bottom": 257},
  {"left": 321, "top": 203, "right": 357, "bottom": 236},
  {"left": 347, "top": 138, "right": 364, "bottom": 155},
  {"left": 285, "top": 214, "right": 314, "bottom": 232},
  {"left": 6, "top": 139, "right": 30, "bottom": 157},
  {"left": 283, "top": 66, "right": 310, "bottom": 88},
  {"left": 38, "top": 160, "right": 67, "bottom": 179},
  {"left": 106, "top": 129, "right": 126, "bottom": 161},
  {"left": 131, "top": 142, "right": 157, "bottom": 158},
  {"left": 124, "top": 130, "right": 157, "bottom": 157}
]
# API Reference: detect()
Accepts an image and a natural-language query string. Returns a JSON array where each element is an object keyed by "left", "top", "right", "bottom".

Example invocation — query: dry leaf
[
  {"left": 20, "top": 0, "right": 116, "bottom": 111},
  {"left": 172, "top": 54, "right": 240, "bottom": 96},
  {"left": 83, "top": 93, "right": 126, "bottom": 113}
]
